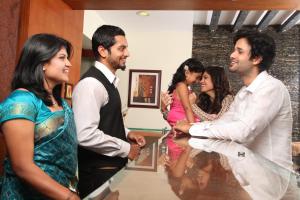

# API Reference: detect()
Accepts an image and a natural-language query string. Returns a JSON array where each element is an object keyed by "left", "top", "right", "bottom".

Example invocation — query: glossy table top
[{"left": 84, "top": 134, "right": 300, "bottom": 200}]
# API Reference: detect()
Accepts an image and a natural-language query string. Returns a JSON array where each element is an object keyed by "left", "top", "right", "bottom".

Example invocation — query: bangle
[{"left": 65, "top": 190, "right": 74, "bottom": 200}]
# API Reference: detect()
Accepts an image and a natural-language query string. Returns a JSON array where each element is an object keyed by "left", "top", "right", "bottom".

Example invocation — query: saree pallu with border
[{"left": 0, "top": 92, "right": 78, "bottom": 200}]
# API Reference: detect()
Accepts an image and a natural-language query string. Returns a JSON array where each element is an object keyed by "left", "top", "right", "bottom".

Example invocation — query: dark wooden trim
[
  {"left": 82, "top": 48, "right": 94, "bottom": 58},
  {"left": 279, "top": 11, "right": 300, "bottom": 32},
  {"left": 209, "top": 11, "right": 221, "bottom": 32},
  {"left": 63, "top": 0, "right": 300, "bottom": 10},
  {"left": 17, "top": 0, "right": 30, "bottom": 58},
  {"left": 257, "top": 10, "right": 279, "bottom": 32},
  {"left": 232, "top": 11, "right": 249, "bottom": 32}
]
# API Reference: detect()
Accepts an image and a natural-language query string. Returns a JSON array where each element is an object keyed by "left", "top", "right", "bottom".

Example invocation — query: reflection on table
[{"left": 84, "top": 134, "right": 300, "bottom": 200}]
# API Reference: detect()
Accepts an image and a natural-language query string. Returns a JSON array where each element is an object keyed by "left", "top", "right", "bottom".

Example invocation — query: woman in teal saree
[{"left": 0, "top": 34, "right": 80, "bottom": 200}]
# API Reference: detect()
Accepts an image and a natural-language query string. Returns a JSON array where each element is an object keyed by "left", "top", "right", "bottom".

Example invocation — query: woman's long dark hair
[
  {"left": 11, "top": 33, "right": 73, "bottom": 106},
  {"left": 168, "top": 58, "right": 204, "bottom": 94},
  {"left": 197, "top": 66, "right": 232, "bottom": 114}
]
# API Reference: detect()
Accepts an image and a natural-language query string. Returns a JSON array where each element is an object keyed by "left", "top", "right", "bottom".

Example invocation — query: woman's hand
[
  {"left": 188, "top": 92, "right": 197, "bottom": 104},
  {"left": 160, "top": 92, "right": 172, "bottom": 110},
  {"left": 160, "top": 92, "right": 173, "bottom": 120}
]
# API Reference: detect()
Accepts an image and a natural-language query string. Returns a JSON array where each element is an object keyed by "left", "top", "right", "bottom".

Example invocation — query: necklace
[{"left": 49, "top": 94, "right": 57, "bottom": 106}]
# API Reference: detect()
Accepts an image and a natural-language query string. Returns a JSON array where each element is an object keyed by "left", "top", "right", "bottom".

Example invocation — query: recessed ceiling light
[{"left": 136, "top": 11, "right": 150, "bottom": 17}]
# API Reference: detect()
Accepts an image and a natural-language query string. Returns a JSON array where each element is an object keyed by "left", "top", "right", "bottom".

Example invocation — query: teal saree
[{"left": 0, "top": 90, "right": 78, "bottom": 199}]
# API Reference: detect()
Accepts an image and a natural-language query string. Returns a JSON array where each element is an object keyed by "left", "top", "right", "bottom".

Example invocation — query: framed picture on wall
[
  {"left": 127, "top": 69, "right": 161, "bottom": 108},
  {"left": 64, "top": 83, "right": 73, "bottom": 100}
]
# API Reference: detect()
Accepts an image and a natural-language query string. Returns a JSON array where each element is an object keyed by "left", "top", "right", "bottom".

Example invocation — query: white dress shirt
[
  {"left": 72, "top": 61, "right": 130, "bottom": 158},
  {"left": 189, "top": 71, "right": 293, "bottom": 169}
]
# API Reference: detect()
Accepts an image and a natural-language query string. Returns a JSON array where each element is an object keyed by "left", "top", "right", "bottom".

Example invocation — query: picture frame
[
  {"left": 127, "top": 69, "right": 161, "bottom": 108},
  {"left": 126, "top": 135, "right": 159, "bottom": 172},
  {"left": 64, "top": 83, "right": 73, "bottom": 100}
]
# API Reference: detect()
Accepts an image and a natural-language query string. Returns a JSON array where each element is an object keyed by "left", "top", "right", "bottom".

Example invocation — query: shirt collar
[
  {"left": 246, "top": 71, "right": 269, "bottom": 93},
  {"left": 94, "top": 61, "right": 120, "bottom": 87}
]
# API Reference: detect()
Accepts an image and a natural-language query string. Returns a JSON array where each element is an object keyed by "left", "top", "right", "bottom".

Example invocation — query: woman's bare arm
[{"left": 2, "top": 119, "right": 79, "bottom": 200}]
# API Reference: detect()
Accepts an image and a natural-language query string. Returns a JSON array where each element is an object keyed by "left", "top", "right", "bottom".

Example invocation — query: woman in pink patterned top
[{"left": 191, "top": 66, "right": 234, "bottom": 121}]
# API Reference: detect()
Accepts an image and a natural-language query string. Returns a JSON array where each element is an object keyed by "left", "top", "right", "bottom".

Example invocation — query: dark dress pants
[{"left": 78, "top": 167, "right": 120, "bottom": 198}]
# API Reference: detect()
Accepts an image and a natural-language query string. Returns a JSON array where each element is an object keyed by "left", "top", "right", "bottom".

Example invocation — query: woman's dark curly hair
[
  {"left": 168, "top": 58, "right": 204, "bottom": 94},
  {"left": 197, "top": 66, "right": 232, "bottom": 114}
]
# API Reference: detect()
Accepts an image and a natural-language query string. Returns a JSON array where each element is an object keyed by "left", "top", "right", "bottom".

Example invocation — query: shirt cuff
[
  {"left": 125, "top": 127, "right": 130, "bottom": 137},
  {"left": 119, "top": 141, "right": 131, "bottom": 158},
  {"left": 189, "top": 121, "right": 212, "bottom": 136}
]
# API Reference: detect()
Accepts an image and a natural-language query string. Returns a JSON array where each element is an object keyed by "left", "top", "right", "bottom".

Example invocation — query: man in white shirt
[
  {"left": 174, "top": 30, "right": 293, "bottom": 170},
  {"left": 72, "top": 25, "right": 146, "bottom": 198}
]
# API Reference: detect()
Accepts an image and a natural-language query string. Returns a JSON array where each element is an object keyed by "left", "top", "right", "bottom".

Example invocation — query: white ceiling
[
  {"left": 82, "top": 10, "right": 300, "bottom": 49},
  {"left": 93, "top": 10, "right": 194, "bottom": 31},
  {"left": 94, "top": 10, "right": 300, "bottom": 26}
]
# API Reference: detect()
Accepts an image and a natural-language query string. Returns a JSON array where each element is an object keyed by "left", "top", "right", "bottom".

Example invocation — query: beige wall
[
  {"left": 118, "top": 29, "right": 193, "bottom": 130},
  {"left": 83, "top": 11, "right": 194, "bottom": 130}
]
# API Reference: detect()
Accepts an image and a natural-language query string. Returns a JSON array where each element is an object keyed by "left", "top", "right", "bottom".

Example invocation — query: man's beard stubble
[{"left": 108, "top": 56, "right": 126, "bottom": 71}]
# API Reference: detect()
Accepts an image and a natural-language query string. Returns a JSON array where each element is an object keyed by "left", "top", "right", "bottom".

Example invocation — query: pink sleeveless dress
[{"left": 166, "top": 90, "right": 199, "bottom": 160}]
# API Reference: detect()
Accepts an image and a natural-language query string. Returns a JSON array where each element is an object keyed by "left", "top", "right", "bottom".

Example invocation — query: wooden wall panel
[
  {"left": 62, "top": 10, "right": 84, "bottom": 84},
  {"left": 63, "top": 0, "right": 300, "bottom": 10},
  {"left": 0, "top": 0, "right": 22, "bottom": 175},
  {"left": 26, "top": 0, "right": 84, "bottom": 85},
  {"left": 0, "top": 0, "right": 21, "bottom": 102}
]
